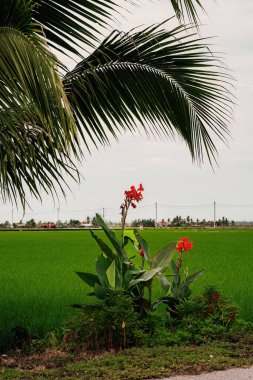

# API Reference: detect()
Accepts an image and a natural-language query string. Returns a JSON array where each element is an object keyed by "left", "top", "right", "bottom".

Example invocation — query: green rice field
[{"left": 1, "top": 229, "right": 253, "bottom": 351}]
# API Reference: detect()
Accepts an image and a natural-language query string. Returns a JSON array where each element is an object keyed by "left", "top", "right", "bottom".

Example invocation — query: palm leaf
[
  {"left": 0, "top": 0, "right": 79, "bottom": 206},
  {"left": 170, "top": 0, "right": 206, "bottom": 25},
  {"left": 32, "top": 0, "right": 206, "bottom": 60},
  {"left": 32, "top": 0, "right": 123, "bottom": 58},
  {"left": 64, "top": 21, "right": 233, "bottom": 163}
]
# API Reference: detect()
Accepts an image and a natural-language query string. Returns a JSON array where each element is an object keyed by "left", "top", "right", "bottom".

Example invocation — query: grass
[
  {"left": 0, "top": 231, "right": 100, "bottom": 351},
  {"left": 1, "top": 336, "right": 253, "bottom": 379},
  {"left": 1, "top": 229, "right": 253, "bottom": 350}
]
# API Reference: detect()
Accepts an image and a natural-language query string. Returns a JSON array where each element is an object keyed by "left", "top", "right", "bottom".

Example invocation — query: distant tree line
[
  {"left": 131, "top": 219, "right": 156, "bottom": 227},
  {"left": 0, "top": 215, "right": 240, "bottom": 229},
  {"left": 131, "top": 216, "right": 236, "bottom": 228},
  {"left": 0, "top": 216, "right": 99, "bottom": 229}
]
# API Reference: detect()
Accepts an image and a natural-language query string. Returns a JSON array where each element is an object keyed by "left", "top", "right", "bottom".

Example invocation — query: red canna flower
[
  {"left": 209, "top": 307, "right": 214, "bottom": 314},
  {"left": 175, "top": 237, "right": 193, "bottom": 253},
  {"left": 124, "top": 184, "right": 144, "bottom": 205},
  {"left": 139, "top": 247, "right": 144, "bottom": 257},
  {"left": 212, "top": 294, "right": 220, "bottom": 301},
  {"left": 121, "top": 184, "right": 144, "bottom": 242}
]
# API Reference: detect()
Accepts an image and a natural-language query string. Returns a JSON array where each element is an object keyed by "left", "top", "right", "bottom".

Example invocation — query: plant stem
[
  {"left": 148, "top": 280, "right": 152, "bottom": 308},
  {"left": 121, "top": 200, "right": 130, "bottom": 244},
  {"left": 176, "top": 252, "right": 183, "bottom": 275}
]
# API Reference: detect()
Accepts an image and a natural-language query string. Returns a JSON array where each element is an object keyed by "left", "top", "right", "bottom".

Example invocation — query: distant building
[
  {"left": 39, "top": 222, "right": 56, "bottom": 229},
  {"left": 78, "top": 223, "right": 93, "bottom": 229},
  {"left": 13, "top": 222, "right": 25, "bottom": 228},
  {"left": 156, "top": 221, "right": 169, "bottom": 228}
]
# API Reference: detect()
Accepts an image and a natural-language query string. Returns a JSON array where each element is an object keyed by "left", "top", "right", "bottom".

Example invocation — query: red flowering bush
[{"left": 203, "top": 286, "right": 239, "bottom": 325}]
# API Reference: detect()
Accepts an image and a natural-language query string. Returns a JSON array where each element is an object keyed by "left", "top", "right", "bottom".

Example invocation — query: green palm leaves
[
  {"left": 33, "top": 0, "right": 205, "bottom": 57},
  {"left": 0, "top": 0, "right": 78, "bottom": 205},
  {"left": 0, "top": 0, "right": 233, "bottom": 205},
  {"left": 64, "top": 22, "right": 232, "bottom": 162}
]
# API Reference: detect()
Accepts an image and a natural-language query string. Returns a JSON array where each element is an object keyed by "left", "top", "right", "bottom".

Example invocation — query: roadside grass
[
  {"left": 1, "top": 229, "right": 253, "bottom": 350},
  {"left": 1, "top": 336, "right": 253, "bottom": 379}
]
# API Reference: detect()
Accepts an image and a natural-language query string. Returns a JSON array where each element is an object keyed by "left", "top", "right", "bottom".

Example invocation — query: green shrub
[
  {"left": 139, "top": 286, "right": 239, "bottom": 347},
  {"left": 63, "top": 292, "right": 141, "bottom": 351}
]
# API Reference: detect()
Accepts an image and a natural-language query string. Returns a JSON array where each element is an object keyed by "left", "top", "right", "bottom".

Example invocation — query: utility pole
[
  {"left": 11, "top": 208, "right": 13, "bottom": 226},
  {"left": 102, "top": 208, "right": 105, "bottom": 219},
  {"left": 214, "top": 201, "right": 216, "bottom": 227},
  {"left": 57, "top": 207, "right": 60, "bottom": 222},
  {"left": 155, "top": 202, "right": 158, "bottom": 227}
]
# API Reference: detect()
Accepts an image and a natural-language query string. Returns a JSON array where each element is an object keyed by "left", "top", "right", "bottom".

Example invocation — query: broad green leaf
[
  {"left": 90, "top": 230, "right": 115, "bottom": 261},
  {"left": 172, "top": 273, "right": 181, "bottom": 288},
  {"left": 122, "top": 270, "right": 135, "bottom": 288},
  {"left": 180, "top": 283, "right": 191, "bottom": 298},
  {"left": 128, "top": 269, "right": 146, "bottom": 275},
  {"left": 124, "top": 230, "right": 139, "bottom": 248},
  {"left": 95, "top": 214, "right": 122, "bottom": 253},
  {"left": 152, "top": 242, "right": 176, "bottom": 270},
  {"left": 184, "top": 270, "right": 204, "bottom": 285},
  {"left": 96, "top": 254, "right": 110, "bottom": 287},
  {"left": 171, "top": 259, "right": 177, "bottom": 275},
  {"left": 158, "top": 273, "right": 171, "bottom": 293},
  {"left": 152, "top": 296, "right": 174, "bottom": 310},
  {"left": 94, "top": 284, "right": 109, "bottom": 300},
  {"left": 129, "top": 267, "right": 162, "bottom": 288},
  {"left": 123, "top": 235, "right": 138, "bottom": 251},
  {"left": 134, "top": 230, "right": 152, "bottom": 264},
  {"left": 106, "top": 259, "right": 116, "bottom": 289},
  {"left": 75, "top": 272, "right": 101, "bottom": 287}
]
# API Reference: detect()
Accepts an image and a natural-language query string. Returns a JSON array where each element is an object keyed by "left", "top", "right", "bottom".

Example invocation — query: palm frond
[
  {"left": 0, "top": 0, "right": 80, "bottom": 205},
  {"left": 32, "top": 0, "right": 205, "bottom": 59},
  {"left": 64, "top": 21, "right": 233, "bottom": 164},
  {"left": 32, "top": 0, "right": 121, "bottom": 58},
  {"left": 0, "top": 114, "right": 78, "bottom": 207},
  {"left": 170, "top": 0, "right": 206, "bottom": 25}
]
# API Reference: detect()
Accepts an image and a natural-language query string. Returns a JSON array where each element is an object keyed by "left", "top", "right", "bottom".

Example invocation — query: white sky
[{"left": 1, "top": 0, "right": 253, "bottom": 223}]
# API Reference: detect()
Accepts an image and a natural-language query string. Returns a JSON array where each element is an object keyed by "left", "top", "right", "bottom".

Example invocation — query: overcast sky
[{"left": 1, "top": 0, "right": 253, "bottom": 223}]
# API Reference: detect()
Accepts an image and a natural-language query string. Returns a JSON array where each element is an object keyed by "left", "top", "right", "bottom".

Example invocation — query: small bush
[
  {"left": 139, "top": 286, "right": 239, "bottom": 347},
  {"left": 63, "top": 292, "right": 141, "bottom": 351}
]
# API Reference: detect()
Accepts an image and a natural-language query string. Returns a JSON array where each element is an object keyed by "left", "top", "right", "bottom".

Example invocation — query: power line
[
  {"left": 158, "top": 203, "right": 213, "bottom": 208},
  {"left": 217, "top": 204, "right": 253, "bottom": 208}
]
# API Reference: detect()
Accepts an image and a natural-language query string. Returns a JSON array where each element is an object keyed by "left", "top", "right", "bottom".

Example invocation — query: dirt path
[{"left": 161, "top": 366, "right": 253, "bottom": 379}]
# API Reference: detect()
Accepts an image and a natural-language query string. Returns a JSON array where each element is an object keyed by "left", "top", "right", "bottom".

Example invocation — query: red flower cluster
[
  {"left": 139, "top": 247, "right": 144, "bottom": 257},
  {"left": 175, "top": 237, "right": 193, "bottom": 253},
  {"left": 124, "top": 184, "right": 144, "bottom": 208},
  {"left": 212, "top": 294, "right": 220, "bottom": 301}
]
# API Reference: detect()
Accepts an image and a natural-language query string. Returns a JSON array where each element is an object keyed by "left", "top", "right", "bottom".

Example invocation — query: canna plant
[
  {"left": 76, "top": 184, "right": 146, "bottom": 301},
  {"left": 76, "top": 184, "right": 176, "bottom": 314},
  {"left": 131, "top": 230, "right": 175, "bottom": 307},
  {"left": 152, "top": 237, "right": 204, "bottom": 317}
]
